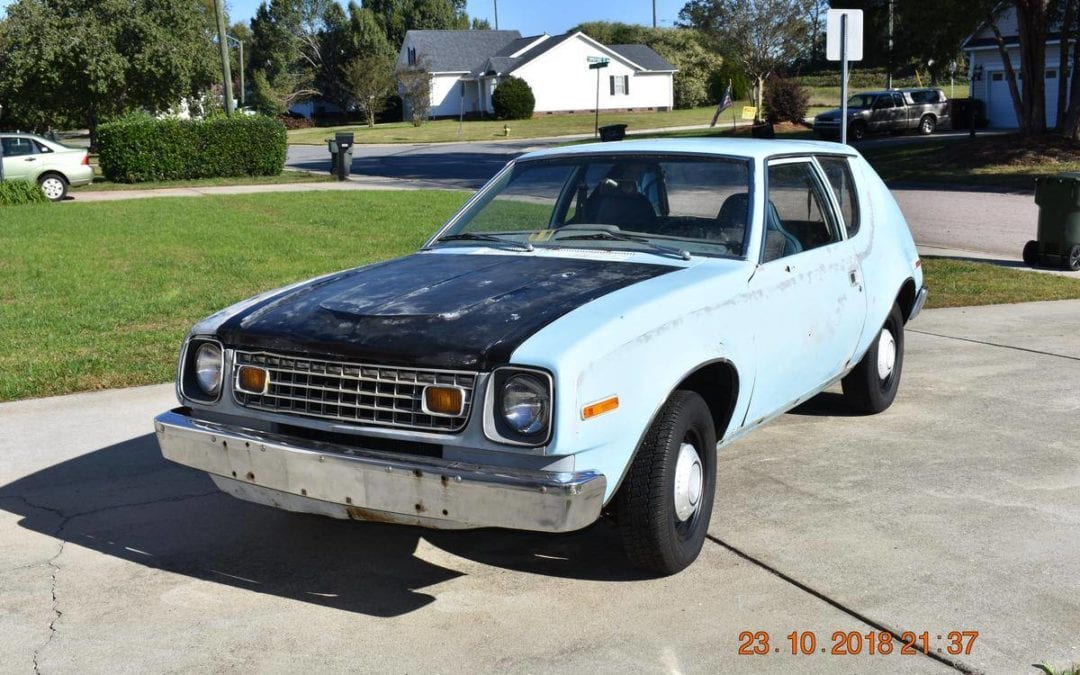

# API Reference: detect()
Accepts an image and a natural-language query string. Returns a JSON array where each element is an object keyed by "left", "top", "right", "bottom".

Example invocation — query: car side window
[
  {"left": 762, "top": 161, "right": 841, "bottom": 263},
  {"left": 893, "top": 93, "right": 905, "bottom": 107},
  {"left": 1, "top": 137, "right": 37, "bottom": 157},
  {"left": 816, "top": 156, "right": 860, "bottom": 238}
]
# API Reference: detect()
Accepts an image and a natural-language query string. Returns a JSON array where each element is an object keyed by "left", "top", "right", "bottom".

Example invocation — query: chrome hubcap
[
  {"left": 41, "top": 178, "right": 64, "bottom": 200},
  {"left": 673, "top": 442, "right": 703, "bottom": 522},
  {"left": 877, "top": 328, "right": 897, "bottom": 380}
]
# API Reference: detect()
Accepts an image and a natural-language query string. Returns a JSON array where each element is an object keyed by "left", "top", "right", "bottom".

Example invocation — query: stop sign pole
[{"left": 588, "top": 57, "right": 609, "bottom": 138}]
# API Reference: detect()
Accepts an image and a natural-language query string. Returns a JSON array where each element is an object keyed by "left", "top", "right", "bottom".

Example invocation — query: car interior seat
[
  {"left": 585, "top": 178, "right": 657, "bottom": 230},
  {"left": 762, "top": 200, "right": 803, "bottom": 262}
]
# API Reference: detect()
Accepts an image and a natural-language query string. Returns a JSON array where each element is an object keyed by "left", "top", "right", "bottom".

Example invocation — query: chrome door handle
[{"left": 25, "top": 157, "right": 36, "bottom": 162}]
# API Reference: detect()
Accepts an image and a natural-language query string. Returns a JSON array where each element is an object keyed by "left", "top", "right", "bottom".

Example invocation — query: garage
[{"left": 985, "top": 68, "right": 1066, "bottom": 128}]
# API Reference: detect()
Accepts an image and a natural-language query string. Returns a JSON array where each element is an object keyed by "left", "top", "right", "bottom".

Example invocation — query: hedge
[
  {"left": 0, "top": 180, "right": 48, "bottom": 206},
  {"left": 492, "top": 76, "right": 536, "bottom": 120},
  {"left": 97, "top": 115, "right": 287, "bottom": 183}
]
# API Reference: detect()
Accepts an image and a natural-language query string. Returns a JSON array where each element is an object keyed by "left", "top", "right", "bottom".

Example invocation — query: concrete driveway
[{"left": 2, "top": 300, "right": 1078, "bottom": 673}]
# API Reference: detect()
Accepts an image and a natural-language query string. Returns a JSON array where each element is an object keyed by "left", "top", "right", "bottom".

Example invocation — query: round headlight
[
  {"left": 500, "top": 374, "right": 549, "bottom": 435},
  {"left": 194, "top": 343, "right": 223, "bottom": 396}
]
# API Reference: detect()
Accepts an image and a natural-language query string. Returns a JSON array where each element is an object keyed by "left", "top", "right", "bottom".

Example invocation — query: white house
[
  {"left": 397, "top": 29, "right": 677, "bottom": 119},
  {"left": 963, "top": 5, "right": 1072, "bottom": 128}
]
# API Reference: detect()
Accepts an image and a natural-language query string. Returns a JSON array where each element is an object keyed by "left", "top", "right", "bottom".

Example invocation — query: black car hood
[{"left": 217, "top": 252, "right": 675, "bottom": 370}]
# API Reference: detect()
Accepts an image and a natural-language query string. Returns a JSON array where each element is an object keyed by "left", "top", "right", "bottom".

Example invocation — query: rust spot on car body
[{"left": 346, "top": 506, "right": 398, "bottom": 523}]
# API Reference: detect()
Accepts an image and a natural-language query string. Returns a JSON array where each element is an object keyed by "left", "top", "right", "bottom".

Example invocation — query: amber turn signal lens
[
  {"left": 237, "top": 366, "right": 268, "bottom": 394},
  {"left": 582, "top": 396, "right": 619, "bottom": 420},
  {"left": 424, "top": 386, "right": 464, "bottom": 416}
]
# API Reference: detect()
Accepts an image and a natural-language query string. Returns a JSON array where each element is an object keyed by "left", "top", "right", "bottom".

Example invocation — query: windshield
[
  {"left": 847, "top": 94, "right": 879, "bottom": 108},
  {"left": 434, "top": 155, "right": 752, "bottom": 259}
]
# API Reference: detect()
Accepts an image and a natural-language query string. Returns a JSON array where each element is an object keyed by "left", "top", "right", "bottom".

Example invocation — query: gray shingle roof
[
  {"left": 402, "top": 30, "right": 522, "bottom": 72},
  {"left": 608, "top": 44, "right": 676, "bottom": 71}
]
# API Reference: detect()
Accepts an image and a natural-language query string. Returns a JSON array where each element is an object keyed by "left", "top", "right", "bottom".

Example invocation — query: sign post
[
  {"left": 827, "top": 9, "right": 863, "bottom": 144},
  {"left": 588, "top": 57, "right": 610, "bottom": 139}
]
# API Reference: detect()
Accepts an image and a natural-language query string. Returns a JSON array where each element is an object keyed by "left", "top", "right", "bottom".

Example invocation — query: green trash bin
[{"left": 1026, "top": 172, "right": 1080, "bottom": 271}]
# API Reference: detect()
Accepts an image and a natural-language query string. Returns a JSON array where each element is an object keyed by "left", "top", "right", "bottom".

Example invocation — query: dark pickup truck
[{"left": 813, "top": 88, "right": 951, "bottom": 142}]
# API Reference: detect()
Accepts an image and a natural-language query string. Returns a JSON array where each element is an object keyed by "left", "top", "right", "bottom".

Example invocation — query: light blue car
[{"left": 155, "top": 138, "right": 927, "bottom": 575}]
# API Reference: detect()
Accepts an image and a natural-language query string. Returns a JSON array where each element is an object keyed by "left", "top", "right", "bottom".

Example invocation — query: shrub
[
  {"left": 764, "top": 78, "right": 810, "bottom": 125},
  {"left": 97, "top": 115, "right": 287, "bottom": 183},
  {"left": 0, "top": 180, "right": 48, "bottom": 206},
  {"left": 492, "top": 76, "right": 536, "bottom": 120}
]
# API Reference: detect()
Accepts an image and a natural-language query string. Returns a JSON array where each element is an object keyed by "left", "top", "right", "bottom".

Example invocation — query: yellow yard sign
[{"left": 741, "top": 106, "right": 758, "bottom": 121}]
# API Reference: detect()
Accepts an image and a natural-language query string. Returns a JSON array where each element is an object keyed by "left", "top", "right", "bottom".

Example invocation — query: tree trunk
[
  {"left": 987, "top": 10, "right": 1030, "bottom": 134},
  {"left": 756, "top": 74, "right": 765, "bottom": 122},
  {"left": 1062, "top": 11, "right": 1080, "bottom": 138},
  {"left": 1056, "top": 0, "right": 1075, "bottom": 130},
  {"left": 1016, "top": 0, "right": 1048, "bottom": 134}
]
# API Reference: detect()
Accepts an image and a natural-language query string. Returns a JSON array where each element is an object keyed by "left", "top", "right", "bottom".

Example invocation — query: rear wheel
[
  {"left": 38, "top": 173, "right": 68, "bottom": 201},
  {"left": 1067, "top": 244, "right": 1080, "bottom": 272},
  {"left": 842, "top": 303, "right": 905, "bottom": 414},
  {"left": 919, "top": 115, "right": 937, "bottom": 135},
  {"left": 1022, "top": 240, "right": 1040, "bottom": 266},
  {"left": 614, "top": 390, "right": 716, "bottom": 576}
]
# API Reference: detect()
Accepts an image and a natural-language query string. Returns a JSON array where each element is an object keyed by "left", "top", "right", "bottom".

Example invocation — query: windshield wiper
[
  {"left": 555, "top": 228, "right": 691, "bottom": 261},
  {"left": 433, "top": 232, "right": 534, "bottom": 252}
]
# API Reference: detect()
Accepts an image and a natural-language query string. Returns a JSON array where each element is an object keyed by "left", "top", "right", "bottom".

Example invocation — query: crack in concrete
[
  {"left": 909, "top": 329, "right": 1080, "bottom": 363},
  {"left": 705, "top": 534, "right": 984, "bottom": 675},
  {"left": 5, "top": 489, "right": 220, "bottom": 674}
]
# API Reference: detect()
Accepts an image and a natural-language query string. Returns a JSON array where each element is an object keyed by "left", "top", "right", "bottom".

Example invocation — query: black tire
[
  {"left": 614, "top": 390, "right": 716, "bottom": 576},
  {"left": 919, "top": 115, "right": 937, "bottom": 135},
  {"left": 1022, "top": 240, "right": 1040, "bottom": 266},
  {"left": 842, "top": 303, "right": 905, "bottom": 414},
  {"left": 1068, "top": 244, "right": 1080, "bottom": 272},
  {"left": 38, "top": 173, "right": 68, "bottom": 201},
  {"left": 847, "top": 122, "right": 867, "bottom": 143}
]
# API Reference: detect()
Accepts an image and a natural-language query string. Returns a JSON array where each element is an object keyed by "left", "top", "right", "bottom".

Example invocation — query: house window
[
  {"left": 609, "top": 75, "right": 630, "bottom": 96},
  {"left": 991, "top": 72, "right": 1004, "bottom": 81},
  {"left": 407, "top": 47, "right": 417, "bottom": 66},
  {"left": 1047, "top": 69, "right": 1057, "bottom": 79}
]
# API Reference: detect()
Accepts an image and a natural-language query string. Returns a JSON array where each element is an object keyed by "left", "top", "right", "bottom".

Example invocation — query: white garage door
[
  {"left": 987, "top": 69, "right": 1068, "bottom": 128},
  {"left": 987, "top": 71, "right": 1018, "bottom": 128}
]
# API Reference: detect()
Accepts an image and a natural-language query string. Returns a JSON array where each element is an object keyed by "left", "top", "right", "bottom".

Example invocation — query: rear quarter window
[{"left": 816, "top": 156, "right": 861, "bottom": 238}]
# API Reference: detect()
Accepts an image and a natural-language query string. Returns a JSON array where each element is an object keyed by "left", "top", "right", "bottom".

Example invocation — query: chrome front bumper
[
  {"left": 154, "top": 409, "right": 605, "bottom": 532},
  {"left": 909, "top": 285, "right": 929, "bottom": 322}
]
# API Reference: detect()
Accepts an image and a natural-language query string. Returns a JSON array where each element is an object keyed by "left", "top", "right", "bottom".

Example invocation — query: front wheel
[
  {"left": 1067, "top": 244, "right": 1080, "bottom": 272},
  {"left": 614, "top": 390, "right": 716, "bottom": 576},
  {"left": 847, "top": 122, "right": 867, "bottom": 143},
  {"left": 842, "top": 303, "right": 905, "bottom": 414},
  {"left": 38, "top": 173, "right": 68, "bottom": 201},
  {"left": 919, "top": 115, "right": 937, "bottom": 135}
]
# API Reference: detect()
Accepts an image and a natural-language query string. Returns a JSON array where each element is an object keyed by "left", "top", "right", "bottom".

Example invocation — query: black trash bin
[
  {"left": 1024, "top": 172, "right": 1080, "bottom": 271},
  {"left": 598, "top": 124, "right": 628, "bottom": 142},
  {"left": 326, "top": 132, "right": 355, "bottom": 180}
]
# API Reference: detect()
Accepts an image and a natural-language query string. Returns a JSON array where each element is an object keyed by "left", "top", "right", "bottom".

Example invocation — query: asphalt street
[{"left": 2, "top": 300, "right": 1078, "bottom": 673}]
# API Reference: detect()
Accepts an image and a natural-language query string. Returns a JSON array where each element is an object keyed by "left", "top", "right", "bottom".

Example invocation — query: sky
[
  {"left": 0, "top": 0, "right": 690, "bottom": 35},
  {"left": 221, "top": 0, "right": 690, "bottom": 34}
]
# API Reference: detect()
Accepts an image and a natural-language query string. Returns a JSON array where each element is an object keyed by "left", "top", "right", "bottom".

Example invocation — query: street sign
[
  {"left": 587, "top": 56, "right": 609, "bottom": 64},
  {"left": 826, "top": 9, "right": 863, "bottom": 61}
]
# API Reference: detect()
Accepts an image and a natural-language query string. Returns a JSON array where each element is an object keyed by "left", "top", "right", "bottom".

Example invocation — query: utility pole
[
  {"left": 886, "top": 0, "right": 894, "bottom": 89},
  {"left": 493, "top": 0, "right": 498, "bottom": 29},
  {"left": 227, "top": 35, "right": 245, "bottom": 108},
  {"left": 214, "top": 0, "right": 235, "bottom": 115},
  {"left": 653, "top": 0, "right": 657, "bottom": 28}
]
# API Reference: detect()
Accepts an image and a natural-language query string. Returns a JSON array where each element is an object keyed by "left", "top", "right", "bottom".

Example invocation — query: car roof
[{"left": 519, "top": 137, "right": 858, "bottom": 162}]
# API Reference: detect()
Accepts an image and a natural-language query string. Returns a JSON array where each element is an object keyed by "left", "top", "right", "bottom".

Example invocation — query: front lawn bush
[
  {"left": 764, "top": 78, "right": 810, "bottom": 125},
  {"left": 492, "top": 76, "right": 536, "bottom": 120},
  {"left": 97, "top": 115, "right": 287, "bottom": 183},
  {"left": 0, "top": 180, "right": 48, "bottom": 206}
]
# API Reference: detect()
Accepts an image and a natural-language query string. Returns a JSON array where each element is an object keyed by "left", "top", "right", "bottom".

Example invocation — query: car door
[
  {"left": 869, "top": 95, "right": 893, "bottom": 131},
  {"left": 893, "top": 92, "right": 911, "bottom": 129},
  {"left": 743, "top": 157, "right": 867, "bottom": 423},
  {"left": 1, "top": 137, "right": 39, "bottom": 181}
]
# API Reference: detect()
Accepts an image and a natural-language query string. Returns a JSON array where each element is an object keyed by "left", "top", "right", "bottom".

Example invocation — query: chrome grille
[{"left": 232, "top": 351, "right": 476, "bottom": 432}]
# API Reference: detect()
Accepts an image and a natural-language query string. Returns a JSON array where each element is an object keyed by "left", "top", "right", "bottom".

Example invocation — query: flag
[{"left": 710, "top": 82, "right": 734, "bottom": 128}]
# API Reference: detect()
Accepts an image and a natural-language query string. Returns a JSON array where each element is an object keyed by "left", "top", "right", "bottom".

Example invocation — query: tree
[
  {"left": 986, "top": 1, "right": 1049, "bottom": 136},
  {"left": 0, "top": 0, "right": 217, "bottom": 145},
  {"left": 343, "top": 55, "right": 396, "bottom": 127},
  {"left": 365, "top": 0, "right": 468, "bottom": 50},
  {"left": 398, "top": 58, "right": 432, "bottom": 126},
  {"left": 679, "top": 0, "right": 814, "bottom": 120}
]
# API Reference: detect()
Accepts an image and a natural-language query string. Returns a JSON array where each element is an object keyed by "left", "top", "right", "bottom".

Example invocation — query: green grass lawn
[
  {"left": 74, "top": 172, "right": 336, "bottom": 192},
  {"left": 4, "top": 191, "right": 1080, "bottom": 401},
  {"left": 287, "top": 105, "right": 750, "bottom": 145},
  {"left": 0, "top": 191, "right": 468, "bottom": 401},
  {"left": 861, "top": 134, "right": 1080, "bottom": 191}
]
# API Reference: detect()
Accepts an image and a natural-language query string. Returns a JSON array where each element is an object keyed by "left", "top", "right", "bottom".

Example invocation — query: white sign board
[
  {"left": 826, "top": 9, "right": 863, "bottom": 62},
  {"left": 587, "top": 56, "right": 609, "bottom": 64}
]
